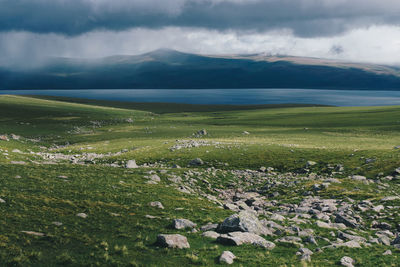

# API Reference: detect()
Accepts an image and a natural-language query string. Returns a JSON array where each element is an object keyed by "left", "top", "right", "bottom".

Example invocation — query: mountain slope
[{"left": 1, "top": 49, "right": 400, "bottom": 90}]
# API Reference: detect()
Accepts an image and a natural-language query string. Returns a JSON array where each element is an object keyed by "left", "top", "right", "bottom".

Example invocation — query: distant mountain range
[{"left": 1, "top": 49, "right": 400, "bottom": 90}]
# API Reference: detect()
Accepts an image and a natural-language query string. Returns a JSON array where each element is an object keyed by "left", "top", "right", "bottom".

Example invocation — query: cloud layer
[
  {"left": 1, "top": 0, "right": 400, "bottom": 67},
  {"left": 2, "top": 26, "right": 400, "bottom": 68},
  {"left": 2, "top": 0, "right": 400, "bottom": 37}
]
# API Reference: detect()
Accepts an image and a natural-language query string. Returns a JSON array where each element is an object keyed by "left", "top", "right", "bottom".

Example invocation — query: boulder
[
  {"left": 157, "top": 234, "right": 190, "bottom": 249},
  {"left": 218, "top": 210, "right": 272, "bottom": 235},
  {"left": 219, "top": 251, "right": 235, "bottom": 264},
  {"left": 217, "top": 231, "right": 275, "bottom": 249},
  {"left": 335, "top": 214, "right": 359, "bottom": 228}
]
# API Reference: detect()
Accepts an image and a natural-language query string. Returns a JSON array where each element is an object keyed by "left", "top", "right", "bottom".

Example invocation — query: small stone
[
  {"left": 145, "top": 215, "right": 159, "bottom": 219},
  {"left": 189, "top": 158, "right": 204, "bottom": 166},
  {"left": 172, "top": 219, "right": 197, "bottom": 230},
  {"left": 351, "top": 175, "right": 367, "bottom": 181},
  {"left": 52, "top": 221, "right": 63, "bottom": 226},
  {"left": 149, "top": 174, "right": 161, "bottom": 182},
  {"left": 306, "top": 161, "right": 317, "bottom": 167},
  {"left": 10, "top": 161, "right": 26, "bottom": 165},
  {"left": 383, "top": 250, "right": 392, "bottom": 255},
  {"left": 298, "top": 247, "right": 313, "bottom": 256},
  {"left": 76, "top": 213, "right": 88, "bottom": 219},
  {"left": 200, "top": 223, "right": 218, "bottom": 231},
  {"left": 300, "top": 253, "right": 311, "bottom": 262},
  {"left": 195, "top": 129, "right": 207, "bottom": 136},
  {"left": 21, "top": 231, "right": 45, "bottom": 237},
  {"left": 219, "top": 251, "right": 236, "bottom": 264},
  {"left": 157, "top": 234, "right": 190, "bottom": 249},
  {"left": 340, "top": 256, "right": 354, "bottom": 267},
  {"left": 372, "top": 205, "right": 385, "bottom": 212},
  {"left": 149, "top": 201, "right": 164, "bottom": 209},
  {"left": 381, "top": 196, "right": 400, "bottom": 201},
  {"left": 0, "top": 198, "right": 5, "bottom": 203},
  {"left": 126, "top": 160, "right": 138, "bottom": 169}
]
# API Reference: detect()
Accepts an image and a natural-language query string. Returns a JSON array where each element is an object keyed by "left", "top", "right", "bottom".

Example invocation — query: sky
[{"left": 1, "top": 0, "right": 400, "bottom": 67}]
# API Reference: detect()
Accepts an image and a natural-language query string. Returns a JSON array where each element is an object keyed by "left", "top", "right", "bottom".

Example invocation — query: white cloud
[{"left": 1, "top": 25, "right": 400, "bottom": 68}]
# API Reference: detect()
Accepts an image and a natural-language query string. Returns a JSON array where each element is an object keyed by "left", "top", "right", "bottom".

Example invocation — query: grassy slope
[{"left": 0, "top": 95, "right": 400, "bottom": 266}]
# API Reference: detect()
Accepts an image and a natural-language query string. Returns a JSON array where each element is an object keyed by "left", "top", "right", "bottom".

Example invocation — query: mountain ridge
[{"left": 1, "top": 49, "right": 400, "bottom": 90}]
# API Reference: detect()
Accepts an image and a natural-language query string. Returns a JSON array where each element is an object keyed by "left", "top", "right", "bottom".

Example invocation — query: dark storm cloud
[{"left": 1, "top": 0, "right": 400, "bottom": 37}]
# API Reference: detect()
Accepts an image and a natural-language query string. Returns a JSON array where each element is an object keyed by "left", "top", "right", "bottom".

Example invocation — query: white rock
[
  {"left": 76, "top": 213, "right": 88, "bottom": 219},
  {"left": 157, "top": 234, "right": 190, "bottom": 249},
  {"left": 340, "top": 256, "right": 354, "bottom": 267},
  {"left": 219, "top": 251, "right": 236, "bottom": 264},
  {"left": 149, "top": 201, "right": 164, "bottom": 209},
  {"left": 126, "top": 160, "right": 138, "bottom": 169},
  {"left": 21, "top": 231, "right": 45, "bottom": 237},
  {"left": 202, "top": 231, "right": 220, "bottom": 239},
  {"left": 383, "top": 250, "right": 392, "bottom": 255}
]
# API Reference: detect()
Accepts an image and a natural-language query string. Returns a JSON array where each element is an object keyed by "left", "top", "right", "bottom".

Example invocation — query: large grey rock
[
  {"left": 219, "top": 251, "right": 235, "bottom": 264},
  {"left": 340, "top": 256, "right": 355, "bottom": 267},
  {"left": 217, "top": 232, "right": 275, "bottom": 249},
  {"left": 338, "top": 231, "right": 366, "bottom": 243},
  {"left": 126, "top": 160, "right": 138, "bottom": 169},
  {"left": 218, "top": 210, "right": 272, "bottom": 235},
  {"left": 172, "top": 219, "right": 197, "bottom": 230},
  {"left": 157, "top": 234, "right": 190, "bottom": 249},
  {"left": 335, "top": 214, "right": 359, "bottom": 228}
]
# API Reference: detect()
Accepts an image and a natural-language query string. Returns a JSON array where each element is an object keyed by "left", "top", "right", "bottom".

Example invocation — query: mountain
[{"left": 1, "top": 48, "right": 400, "bottom": 90}]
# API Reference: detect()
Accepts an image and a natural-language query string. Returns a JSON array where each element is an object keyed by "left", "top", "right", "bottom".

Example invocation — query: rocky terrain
[{"left": 1, "top": 95, "right": 400, "bottom": 266}]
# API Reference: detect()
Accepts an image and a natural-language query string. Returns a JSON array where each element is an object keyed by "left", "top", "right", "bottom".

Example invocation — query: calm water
[{"left": 2, "top": 89, "right": 400, "bottom": 106}]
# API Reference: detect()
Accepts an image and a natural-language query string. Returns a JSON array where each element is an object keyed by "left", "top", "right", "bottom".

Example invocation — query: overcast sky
[{"left": 1, "top": 0, "right": 400, "bottom": 67}]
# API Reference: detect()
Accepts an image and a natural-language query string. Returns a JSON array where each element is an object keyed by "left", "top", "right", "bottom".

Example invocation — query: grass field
[{"left": 1, "top": 95, "right": 400, "bottom": 266}]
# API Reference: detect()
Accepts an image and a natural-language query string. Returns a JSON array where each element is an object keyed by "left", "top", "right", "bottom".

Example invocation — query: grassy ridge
[{"left": 1, "top": 95, "right": 400, "bottom": 266}]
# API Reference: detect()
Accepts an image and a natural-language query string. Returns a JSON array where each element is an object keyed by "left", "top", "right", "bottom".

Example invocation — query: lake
[{"left": 1, "top": 89, "right": 400, "bottom": 106}]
